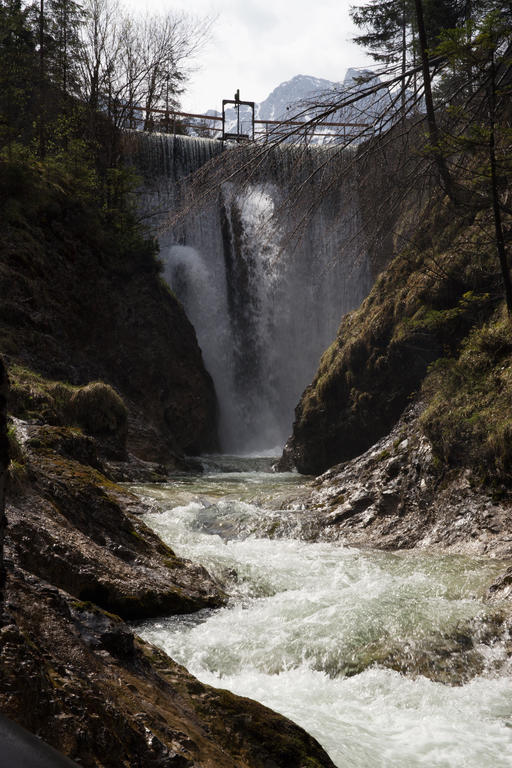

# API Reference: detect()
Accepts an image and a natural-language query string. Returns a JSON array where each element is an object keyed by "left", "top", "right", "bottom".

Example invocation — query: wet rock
[
  {"left": 5, "top": 421, "right": 226, "bottom": 620},
  {"left": 487, "top": 566, "right": 512, "bottom": 601},
  {"left": 0, "top": 568, "right": 336, "bottom": 768},
  {"left": 24, "top": 423, "right": 103, "bottom": 470},
  {"left": 299, "top": 404, "right": 512, "bottom": 560}
]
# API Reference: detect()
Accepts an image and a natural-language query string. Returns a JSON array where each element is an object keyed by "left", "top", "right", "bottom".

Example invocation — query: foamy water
[{"left": 132, "top": 460, "right": 512, "bottom": 767}]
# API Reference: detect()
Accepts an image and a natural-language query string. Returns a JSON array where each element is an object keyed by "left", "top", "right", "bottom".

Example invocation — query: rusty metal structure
[
  {"left": 125, "top": 100, "right": 368, "bottom": 143},
  {"left": 222, "top": 94, "right": 255, "bottom": 142}
]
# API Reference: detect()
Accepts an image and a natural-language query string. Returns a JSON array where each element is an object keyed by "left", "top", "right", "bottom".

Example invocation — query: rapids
[{"left": 132, "top": 458, "right": 512, "bottom": 768}]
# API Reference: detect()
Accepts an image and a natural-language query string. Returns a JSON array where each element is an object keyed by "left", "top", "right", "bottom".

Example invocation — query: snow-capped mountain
[
  {"left": 255, "top": 74, "right": 338, "bottom": 122},
  {"left": 193, "top": 69, "right": 393, "bottom": 142}
]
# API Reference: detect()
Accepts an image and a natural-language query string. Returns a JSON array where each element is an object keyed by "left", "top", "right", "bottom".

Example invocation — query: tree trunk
[
  {"left": 488, "top": 56, "right": 512, "bottom": 314},
  {"left": 401, "top": 1, "right": 407, "bottom": 119},
  {"left": 38, "top": 0, "right": 46, "bottom": 159},
  {"left": 413, "top": 0, "right": 455, "bottom": 200},
  {"left": 0, "top": 359, "right": 9, "bottom": 610}
]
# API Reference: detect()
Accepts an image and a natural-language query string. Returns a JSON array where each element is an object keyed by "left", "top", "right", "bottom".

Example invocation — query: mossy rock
[
  {"left": 8, "top": 367, "right": 128, "bottom": 459},
  {"left": 281, "top": 194, "right": 501, "bottom": 475},
  {"left": 68, "top": 382, "right": 127, "bottom": 438}
]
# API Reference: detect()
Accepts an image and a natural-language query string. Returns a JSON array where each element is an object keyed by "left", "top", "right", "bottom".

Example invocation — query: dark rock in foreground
[
  {"left": 0, "top": 567, "right": 336, "bottom": 768},
  {"left": 6, "top": 421, "right": 224, "bottom": 619},
  {"left": 1, "top": 414, "right": 336, "bottom": 767},
  {"left": 0, "top": 714, "right": 81, "bottom": 768}
]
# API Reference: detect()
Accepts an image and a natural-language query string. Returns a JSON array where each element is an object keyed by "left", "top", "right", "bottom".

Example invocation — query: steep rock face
[
  {"left": 0, "top": 163, "right": 217, "bottom": 462},
  {"left": 6, "top": 420, "right": 224, "bottom": 619},
  {"left": 0, "top": 359, "right": 7, "bottom": 606},
  {"left": 280, "top": 201, "right": 498, "bottom": 475}
]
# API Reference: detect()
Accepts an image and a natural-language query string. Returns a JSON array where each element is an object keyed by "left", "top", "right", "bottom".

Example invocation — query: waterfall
[{"left": 127, "top": 133, "right": 371, "bottom": 454}]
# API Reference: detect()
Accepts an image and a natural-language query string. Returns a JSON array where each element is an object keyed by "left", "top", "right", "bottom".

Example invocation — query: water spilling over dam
[{"left": 128, "top": 133, "right": 371, "bottom": 453}]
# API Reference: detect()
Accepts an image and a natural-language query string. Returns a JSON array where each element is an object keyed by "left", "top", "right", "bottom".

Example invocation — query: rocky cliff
[
  {"left": 280, "top": 195, "right": 503, "bottom": 476},
  {"left": 0, "top": 159, "right": 217, "bottom": 464},
  {"left": 1, "top": 399, "right": 335, "bottom": 767}
]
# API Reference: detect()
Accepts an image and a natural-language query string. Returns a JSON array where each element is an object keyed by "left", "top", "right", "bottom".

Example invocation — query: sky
[{"left": 123, "top": 0, "right": 372, "bottom": 113}]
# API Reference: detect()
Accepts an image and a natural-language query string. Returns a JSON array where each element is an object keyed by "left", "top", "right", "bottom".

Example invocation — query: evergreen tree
[
  {"left": 46, "top": 0, "right": 85, "bottom": 97},
  {"left": 435, "top": 10, "right": 512, "bottom": 311},
  {"left": 351, "top": 0, "right": 469, "bottom": 115},
  {"left": 350, "top": 0, "right": 414, "bottom": 115},
  {"left": 0, "top": 0, "right": 37, "bottom": 153}
]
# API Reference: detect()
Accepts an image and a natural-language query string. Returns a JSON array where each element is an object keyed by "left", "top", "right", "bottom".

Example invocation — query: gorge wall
[
  {"left": 0, "top": 159, "right": 217, "bottom": 463},
  {"left": 279, "top": 195, "right": 509, "bottom": 476},
  {"left": 128, "top": 133, "right": 373, "bottom": 454},
  {"left": 0, "top": 359, "right": 7, "bottom": 608}
]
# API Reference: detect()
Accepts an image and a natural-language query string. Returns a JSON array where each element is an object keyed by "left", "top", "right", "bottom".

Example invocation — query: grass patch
[
  {"left": 9, "top": 365, "right": 127, "bottom": 440},
  {"left": 421, "top": 309, "right": 512, "bottom": 484}
]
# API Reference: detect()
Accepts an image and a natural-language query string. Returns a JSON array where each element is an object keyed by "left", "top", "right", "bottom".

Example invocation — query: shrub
[
  {"left": 68, "top": 382, "right": 127, "bottom": 439},
  {"left": 421, "top": 309, "right": 512, "bottom": 484}
]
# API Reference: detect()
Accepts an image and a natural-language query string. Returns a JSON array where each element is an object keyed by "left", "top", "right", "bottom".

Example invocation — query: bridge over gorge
[{"left": 123, "top": 97, "right": 369, "bottom": 143}]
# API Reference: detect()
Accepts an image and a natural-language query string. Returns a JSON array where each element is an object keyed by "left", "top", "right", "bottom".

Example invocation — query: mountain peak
[{"left": 343, "top": 68, "right": 376, "bottom": 86}]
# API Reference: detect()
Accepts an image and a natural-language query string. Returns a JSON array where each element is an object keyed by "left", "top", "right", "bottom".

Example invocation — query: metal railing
[{"left": 124, "top": 104, "right": 368, "bottom": 142}]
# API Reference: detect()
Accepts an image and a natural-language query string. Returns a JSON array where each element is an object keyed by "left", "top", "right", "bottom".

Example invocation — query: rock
[
  {"left": 0, "top": 713, "right": 81, "bottom": 767},
  {"left": 5, "top": 421, "right": 226, "bottom": 620},
  {"left": 298, "top": 403, "right": 512, "bottom": 559},
  {"left": 487, "top": 566, "right": 512, "bottom": 601},
  {"left": 0, "top": 358, "right": 8, "bottom": 610},
  {"left": 0, "top": 568, "right": 336, "bottom": 768}
]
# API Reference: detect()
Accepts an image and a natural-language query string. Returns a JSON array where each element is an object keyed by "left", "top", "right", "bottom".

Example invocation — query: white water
[
  {"left": 130, "top": 134, "right": 370, "bottom": 453},
  {"left": 132, "top": 460, "right": 512, "bottom": 768}
]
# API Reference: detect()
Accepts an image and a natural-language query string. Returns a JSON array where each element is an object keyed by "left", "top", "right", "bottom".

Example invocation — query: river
[{"left": 131, "top": 456, "right": 512, "bottom": 768}]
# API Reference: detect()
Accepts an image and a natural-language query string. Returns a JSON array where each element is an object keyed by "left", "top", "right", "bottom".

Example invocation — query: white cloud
[{"left": 122, "top": 0, "right": 371, "bottom": 111}]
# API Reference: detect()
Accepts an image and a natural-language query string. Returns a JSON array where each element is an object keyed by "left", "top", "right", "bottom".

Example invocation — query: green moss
[
  {"left": 8, "top": 365, "right": 127, "bottom": 445},
  {"left": 70, "top": 600, "right": 122, "bottom": 622},
  {"left": 8, "top": 365, "right": 71, "bottom": 422},
  {"left": 395, "top": 292, "right": 492, "bottom": 343},
  {"left": 421, "top": 310, "right": 512, "bottom": 485},
  {"left": 68, "top": 381, "right": 127, "bottom": 437}
]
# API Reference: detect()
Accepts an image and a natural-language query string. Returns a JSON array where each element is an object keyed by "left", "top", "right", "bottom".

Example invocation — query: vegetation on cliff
[
  {"left": 0, "top": 153, "right": 218, "bottom": 460},
  {"left": 421, "top": 310, "right": 512, "bottom": 487},
  {"left": 281, "top": 4, "right": 512, "bottom": 482}
]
